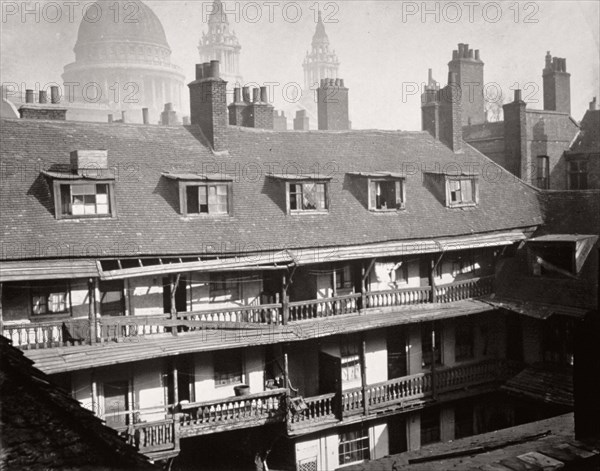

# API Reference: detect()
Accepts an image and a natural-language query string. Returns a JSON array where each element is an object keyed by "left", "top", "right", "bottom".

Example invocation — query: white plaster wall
[
  {"left": 323, "top": 433, "right": 339, "bottom": 470},
  {"left": 369, "top": 259, "right": 420, "bottom": 291},
  {"left": 370, "top": 423, "right": 389, "bottom": 460},
  {"left": 246, "top": 347, "right": 265, "bottom": 393},
  {"left": 134, "top": 358, "right": 166, "bottom": 422},
  {"left": 365, "top": 331, "right": 387, "bottom": 385},
  {"left": 129, "top": 275, "right": 164, "bottom": 316}
]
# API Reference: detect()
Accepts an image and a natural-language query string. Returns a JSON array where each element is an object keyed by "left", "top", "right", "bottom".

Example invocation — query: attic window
[
  {"left": 446, "top": 176, "right": 478, "bottom": 207},
  {"left": 369, "top": 179, "right": 405, "bottom": 210},
  {"left": 289, "top": 182, "right": 328, "bottom": 212},
  {"left": 59, "top": 183, "right": 113, "bottom": 217},
  {"left": 163, "top": 173, "right": 233, "bottom": 217},
  {"left": 267, "top": 173, "right": 332, "bottom": 214},
  {"left": 528, "top": 234, "right": 598, "bottom": 278}
]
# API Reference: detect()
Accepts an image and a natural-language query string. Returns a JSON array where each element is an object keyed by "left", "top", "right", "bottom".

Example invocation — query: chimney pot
[
  {"left": 50, "top": 86, "right": 60, "bottom": 104},
  {"left": 340, "top": 79, "right": 345, "bottom": 88},
  {"left": 165, "top": 102, "right": 174, "bottom": 111},
  {"left": 25, "top": 89, "right": 34, "bottom": 104},
  {"left": 242, "top": 86, "right": 251, "bottom": 102},
  {"left": 142, "top": 107, "right": 149, "bottom": 124},
  {"left": 196, "top": 64, "right": 204, "bottom": 80},
  {"left": 590, "top": 97, "right": 597, "bottom": 110},
  {"left": 39, "top": 91, "right": 48, "bottom": 104},
  {"left": 452, "top": 50, "right": 458, "bottom": 60},
  {"left": 464, "top": 44, "right": 469, "bottom": 57},
  {"left": 252, "top": 88, "right": 260, "bottom": 103},
  {"left": 108, "top": 114, "right": 114, "bottom": 124},
  {"left": 514, "top": 89, "right": 522, "bottom": 102},
  {"left": 475, "top": 49, "right": 480, "bottom": 61},
  {"left": 234, "top": 87, "right": 241, "bottom": 103},
  {"left": 210, "top": 60, "right": 220, "bottom": 79},
  {"left": 468, "top": 49, "right": 474, "bottom": 59},
  {"left": 121, "top": 111, "right": 127, "bottom": 123},
  {"left": 260, "top": 86, "right": 268, "bottom": 103}
]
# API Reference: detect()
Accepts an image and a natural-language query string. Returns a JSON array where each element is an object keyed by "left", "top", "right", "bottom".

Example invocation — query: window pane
[
  {"left": 60, "top": 185, "right": 71, "bottom": 215},
  {"left": 186, "top": 186, "right": 200, "bottom": 214},
  {"left": 462, "top": 179, "right": 473, "bottom": 203},
  {"left": 71, "top": 184, "right": 95, "bottom": 195},
  {"left": 369, "top": 181, "right": 377, "bottom": 209},
  {"left": 32, "top": 295, "right": 47, "bottom": 314}
]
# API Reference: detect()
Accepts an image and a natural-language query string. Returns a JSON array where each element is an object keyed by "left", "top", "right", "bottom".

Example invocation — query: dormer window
[
  {"left": 267, "top": 173, "right": 332, "bottom": 214},
  {"left": 348, "top": 172, "right": 406, "bottom": 211},
  {"left": 289, "top": 182, "right": 327, "bottom": 212},
  {"left": 447, "top": 177, "right": 477, "bottom": 207},
  {"left": 43, "top": 150, "right": 116, "bottom": 219},
  {"left": 163, "top": 172, "right": 233, "bottom": 217}
]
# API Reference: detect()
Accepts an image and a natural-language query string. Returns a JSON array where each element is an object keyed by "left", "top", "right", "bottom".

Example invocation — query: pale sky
[{"left": 1, "top": 0, "right": 599, "bottom": 130}]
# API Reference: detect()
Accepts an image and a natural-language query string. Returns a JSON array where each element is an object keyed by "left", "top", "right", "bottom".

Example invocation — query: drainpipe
[{"left": 361, "top": 336, "right": 369, "bottom": 416}]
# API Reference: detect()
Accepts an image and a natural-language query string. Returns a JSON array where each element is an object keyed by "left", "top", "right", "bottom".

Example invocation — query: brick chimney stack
[
  {"left": 502, "top": 89, "right": 528, "bottom": 179},
  {"left": 294, "top": 110, "right": 309, "bottom": 130},
  {"left": 19, "top": 85, "right": 67, "bottom": 120},
  {"left": 160, "top": 103, "right": 178, "bottom": 125},
  {"left": 189, "top": 60, "right": 228, "bottom": 152},
  {"left": 317, "top": 78, "right": 350, "bottom": 130},
  {"left": 422, "top": 72, "right": 463, "bottom": 152},
  {"left": 228, "top": 86, "right": 274, "bottom": 129},
  {"left": 448, "top": 43, "right": 485, "bottom": 126},
  {"left": 543, "top": 51, "right": 571, "bottom": 114}
]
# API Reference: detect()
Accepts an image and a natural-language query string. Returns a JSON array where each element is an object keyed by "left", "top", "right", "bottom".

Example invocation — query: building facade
[
  {"left": 61, "top": 0, "right": 185, "bottom": 124},
  {"left": 1, "top": 57, "right": 598, "bottom": 471}
]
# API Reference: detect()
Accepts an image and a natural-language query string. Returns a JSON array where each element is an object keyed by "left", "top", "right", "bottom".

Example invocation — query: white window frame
[
  {"left": 367, "top": 178, "right": 406, "bottom": 211},
  {"left": 445, "top": 176, "right": 478, "bottom": 208},
  {"left": 179, "top": 181, "right": 232, "bottom": 217},
  {"left": 338, "top": 428, "right": 370, "bottom": 466},
  {"left": 53, "top": 180, "right": 116, "bottom": 219},
  {"left": 286, "top": 181, "right": 329, "bottom": 214}
]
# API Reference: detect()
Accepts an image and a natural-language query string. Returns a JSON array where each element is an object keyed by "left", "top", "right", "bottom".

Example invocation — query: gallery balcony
[{"left": 2, "top": 275, "right": 494, "bottom": 351}]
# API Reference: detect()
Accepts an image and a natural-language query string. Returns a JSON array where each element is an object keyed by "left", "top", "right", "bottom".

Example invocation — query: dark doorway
[
  {"left": 166, "top": 356, "right": 194, "bottom": 406},
  {"left": 388, "top": 416, "right": 408, "bottom": 454},
  {"left": 506, "top": 313, "right": 523, "bottom": 362}
]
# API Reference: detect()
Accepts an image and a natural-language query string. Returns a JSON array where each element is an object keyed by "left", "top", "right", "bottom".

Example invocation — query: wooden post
[
  {"left": 361, "top": 266, "right": 367, "bottom": 311},
  {"left": 91, "top": 375, "right": 98, "bottom": 418},
  {"left": 429, "top": 259, "right": 437, "bottom": 303},
  {"left": 283, "top": 349, "right": 289, "bottom": 390},
  {"left": 0, "top": 282, "right": 4, "bottom": 335},
  {"left": 281, "top": 274, "right": 289, "bottom": 325},
  {"left": 361, "top": 336, "right": 369, "bottom": 416},
  {"left": 173, "top": 363, "right": 179, "bottom": 407},
  {"left": 431, "top": 326, "right": 437, "bottom": 399},
  {"left": 89, "top": 278, "right": 97, "bottom": 345},
  {"left": 123, "top": 278, "right": 130, "bottom": 316}
]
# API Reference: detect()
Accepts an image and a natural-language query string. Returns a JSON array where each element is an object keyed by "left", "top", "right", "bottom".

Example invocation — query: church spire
[
  {"left": 198, "top": 0, "right": 242, "bottom": 87},
  {"left": 303, "top": 10, "right": 339, "bottom": 91}
]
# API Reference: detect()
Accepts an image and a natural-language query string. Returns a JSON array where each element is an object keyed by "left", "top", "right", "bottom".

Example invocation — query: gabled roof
[
  {"left": 569, "top": 109, "right": 600, "bottom": 153},
  {"left": 0, "top": 336, "right": 154, "bottom": 469},
  {"left": 0, "top": 118, "right": 544, "bottom": 261}
]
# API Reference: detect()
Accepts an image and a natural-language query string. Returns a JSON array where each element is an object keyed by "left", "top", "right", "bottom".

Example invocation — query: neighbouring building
[
  {"left": 425, "top": 45, "right": 584, "bottom": 190},
  {"left": 198, "top": 0, "right": 243, "bottom": 88},
  {"left": 1, "top": 56, "right": 598, "bottom": 471}
]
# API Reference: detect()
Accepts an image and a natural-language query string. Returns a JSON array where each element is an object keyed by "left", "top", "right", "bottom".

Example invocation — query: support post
[
  {"left": 173, "top": 363, "right": 179, "bottom": 407},
  {"left": 282, "top": 274, "right": 289, "bottom": 325},
  {"left": 431, "top": 325, "right": 437, "bottom": 400},
  {"left": 429, "top": 259, "right": 437, "bottom": 303},
  {"left": 0, "top": 282, "right": 4, "bottom": 335},
  {"left": 89, "top": 278, "right": 98, "bottom": 345},
  {"left": 361, "top": 266, "right": 367, "bottom": 311},
  {"left": 91, "top": 374, "right": 98, "bottom": 418},
  {"left": 123, "top": 278, "right": 130, "bottom": 316},
  {"left": 361, "top": 336, "right": 369, "bottom": 416}
]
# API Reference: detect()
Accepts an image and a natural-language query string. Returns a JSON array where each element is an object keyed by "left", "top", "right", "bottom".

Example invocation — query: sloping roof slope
[
  {"left": 0, "top": 118, "right": 543, "bottom": 260},
  {"left": 0, "top": 336, "right": 154, "bottom": 470}
]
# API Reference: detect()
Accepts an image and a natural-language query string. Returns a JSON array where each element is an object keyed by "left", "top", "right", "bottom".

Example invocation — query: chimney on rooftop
[
  {"left": 228, "top": 85, "right": 274, "bottom": 129},
  {"left": 273, "top": 110, "right": 287, "bottom": 131},
  {"left": 543, "top": 51, "right": 571, "bottom": 114},
  {"left": 502, "top": 89, "right": 528, "bottom": 180},
  {"left": 189, "top": 60, "right": 228, "bottom": 151},
  {"left": 160, "top": 103, "right": 179, "bottom": 125},
  {"left": 142, "top": 108, "right": 149, "bottom": 125},
  {"left": 590, "top": 97, "right": 597, "bottom": 111},
  {"left": 449, "top": 42, "right": 485, "bottom": 126},
  {"left": 294, "top": 110, "right": 309, "bottom": 130},
  {"left": 18, "top": 84, "right": 67, "bottom": 120},
  {"left": 317, "top": 78, "right": 350, "bottom": 130}
]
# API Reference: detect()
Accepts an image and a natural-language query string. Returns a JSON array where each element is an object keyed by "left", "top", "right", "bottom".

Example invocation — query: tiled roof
[
  {"left": 0, "top": 336, "right": 154, "bottom": 469},
  {"left": 0, "top": 118, "right": 544, "bottom": 261},
  {"left": 569, "top": 109, "right": 600, "bottom": 153}
]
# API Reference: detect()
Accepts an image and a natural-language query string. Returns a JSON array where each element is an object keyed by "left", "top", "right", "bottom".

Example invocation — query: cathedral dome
[{"left": 74, "top": 1, "right": 169, "bottom": 56}]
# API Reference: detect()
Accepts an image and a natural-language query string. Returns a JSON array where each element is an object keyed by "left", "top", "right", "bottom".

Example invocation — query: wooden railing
[
  {"left": 366, "top": 286, "right": 432, "bottom": 308},
  {"left": 435, "top": 275, "right": 494, "bottom": 303},
  {"left": 288, "top": 293, "right": 361, "bottom": 321},
  {"left": 177, "top": 303, "right": 282, "bottom": 325},
  {"left": 288, "top": 393, "right": 337, "bottom": 426},
  {"left": 4, "top": 276, "right": 495, "bottom": 350},
  {"left": 366, "top": 373, "right": 431, "bottom": 408},
  {"left": 178, "top": 389, "right": 287, "bottom": 435},
  {"left": 3, "top": 318, "right": 90, "bottom": 349},
  {"left": 436, "top": 359, "right": 506, "bottom": 392},
  {"left": 118, "top": 418, "right": 178, "bottom": 455}
]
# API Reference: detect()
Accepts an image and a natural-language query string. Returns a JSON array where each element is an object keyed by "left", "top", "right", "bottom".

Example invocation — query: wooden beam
[{"left": 361, "top": 336, "right": 369, "bottom": 416}]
